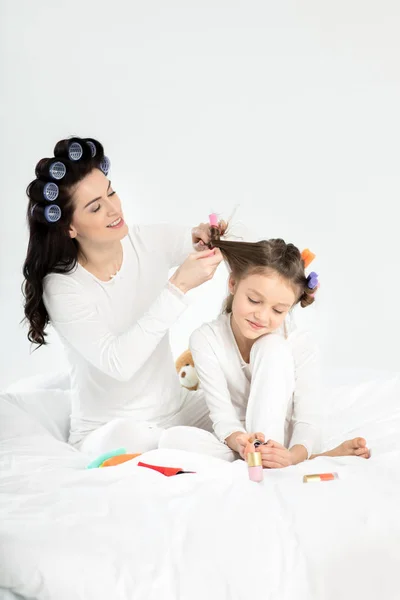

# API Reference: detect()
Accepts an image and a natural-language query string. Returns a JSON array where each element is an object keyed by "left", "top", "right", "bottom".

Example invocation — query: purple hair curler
[{"left": 307, "top": 271, "right": 319, "bottom": 289}]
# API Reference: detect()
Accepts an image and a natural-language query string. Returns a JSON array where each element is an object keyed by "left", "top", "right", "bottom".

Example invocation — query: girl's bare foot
[{"left": 322, "top": 437, "right": 370, "bottom": 459}]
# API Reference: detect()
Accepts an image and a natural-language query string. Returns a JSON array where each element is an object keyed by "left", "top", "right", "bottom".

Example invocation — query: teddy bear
[{"left": 175, "top": 349, "right": 199, "bottom": 391}]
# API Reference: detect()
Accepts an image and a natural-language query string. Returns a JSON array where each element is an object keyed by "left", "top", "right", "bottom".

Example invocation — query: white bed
[{"left": 1, "top": 371, "right": 400, "bottom": 600}]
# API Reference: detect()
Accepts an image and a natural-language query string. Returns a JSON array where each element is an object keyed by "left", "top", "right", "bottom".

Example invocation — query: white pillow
[
  {"left": 0, "top": 588, "right": 24, "bottom": 600},
  {"left": 0, "top": 393, "right": 51, "bottom": 441},
  {"left": 1, "top": 388, "right": 71, "bottom": 442},
  {"left": 320, "top": 372, "right": 400, "bottom": 454},
  {"left": 3, "top": 372, "right": 72, "bottom": 442}
]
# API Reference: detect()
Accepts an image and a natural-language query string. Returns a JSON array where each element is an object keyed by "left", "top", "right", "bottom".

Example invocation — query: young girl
[
  {"left": 22, "top": 136, "right": 223, "bottom": 456},
  {"left": 160, "top": 231, "right": 370, "bottom": 467}
]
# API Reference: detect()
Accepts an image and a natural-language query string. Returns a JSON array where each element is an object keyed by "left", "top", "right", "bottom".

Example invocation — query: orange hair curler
[{"left": 301, "top": 248, "right": 316, "bottom": 268}]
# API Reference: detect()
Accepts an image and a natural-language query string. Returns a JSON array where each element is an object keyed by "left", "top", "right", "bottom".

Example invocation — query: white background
[{"left": 1, "top": 0, "right": 399, "bottom": 389}]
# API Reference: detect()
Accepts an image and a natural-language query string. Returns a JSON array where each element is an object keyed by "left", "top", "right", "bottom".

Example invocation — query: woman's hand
[
  {"left": 225, "top": 431, "right": 265, "bottom": 459},
  {"left": 257, "top": 440, "right": 294, "bottom": 469},
  {"left": 169, "top": 248, "right": 223, "bottom": 293},
  {"left": 191, "top": 221, "right": 228, "bottom": 251}
]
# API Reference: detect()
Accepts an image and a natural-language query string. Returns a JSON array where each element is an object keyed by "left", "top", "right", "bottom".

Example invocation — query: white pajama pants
[
  {"left": 78, "top": 387, "right": 213, "bottom": 457},
  {"left": 160, "top": 334, "right": 297, "bottom": 462},
  {"left": 79, "top": 333, "right": 317, "bottom": 460}
]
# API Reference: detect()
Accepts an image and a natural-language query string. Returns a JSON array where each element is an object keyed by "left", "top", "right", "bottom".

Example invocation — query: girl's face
[
  {"left": 69, "top": 169, "right": 128, "bottom": 244},
  {"left": 229, "top": 269, "right": 297, "bottom": 340}
]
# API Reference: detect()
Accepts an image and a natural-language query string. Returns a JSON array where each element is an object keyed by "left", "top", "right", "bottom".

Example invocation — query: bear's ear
[{"left": 175, "top": 349, "right": 193, "bottom": 372}]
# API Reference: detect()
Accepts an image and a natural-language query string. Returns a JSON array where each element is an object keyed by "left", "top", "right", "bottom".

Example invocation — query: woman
[{"left": 23, "top": 136, "right": 223, "bottom": 455}]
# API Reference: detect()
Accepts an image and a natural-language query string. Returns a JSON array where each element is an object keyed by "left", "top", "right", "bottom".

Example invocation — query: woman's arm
[
  {"left": 43, "top": 275, "right": 190, "bottom": 382},
  {"left": 43, "top": 245, "right": 221, "bottom": 382},
  {"left": 135, "top": 222, "right": 213, "bottom": 268}
]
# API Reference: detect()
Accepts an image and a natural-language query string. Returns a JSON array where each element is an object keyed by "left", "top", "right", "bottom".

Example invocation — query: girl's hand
[
  {"left": 258, "top": 439, "right": 293, "bottom": 469},
  {"left": 191, "top": 220, "right": 228, "bottom": 251},
  {"left": 225, "top": 431, "right": 265, "bottom": 459}
]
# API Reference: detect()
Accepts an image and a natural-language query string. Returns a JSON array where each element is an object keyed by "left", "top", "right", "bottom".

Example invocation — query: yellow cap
[
  {"left": 303, "top": 474, "right": 320, "bottom": 483},
  {"left": 247, "top": 452, "right": 262, "bottom": 467}
]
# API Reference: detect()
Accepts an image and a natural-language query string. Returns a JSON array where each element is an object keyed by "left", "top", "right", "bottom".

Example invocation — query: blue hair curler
[
  {"left": 100, "top": 156, "right": 110, "bottom": 175},
  {"left": 31, "top": 203, "right": 61, "bottom": 223},
  {"left": 43, "top": 182, "right": 59, "bottom": 202},
  {"left": 44, "top": 204, "right": 62, "bottom": 223},
  {"left": 68, "top": 141, "right": 83, "bottom": 161},
  {"left": 86, "top": 140, "right": 96, "bottom": 157},
  {"left": 49, "top": 161, "right": 66, "bottom": 180}
]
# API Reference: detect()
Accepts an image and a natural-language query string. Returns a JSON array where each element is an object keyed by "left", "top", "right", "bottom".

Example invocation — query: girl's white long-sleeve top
[{"left": 189, "top": 312, "right": 320, "bottom": 455}]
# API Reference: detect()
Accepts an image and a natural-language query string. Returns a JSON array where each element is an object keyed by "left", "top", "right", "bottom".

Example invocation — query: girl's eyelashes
[
  {"left": 108, "top": 191, "right": 116, "bottom": 197},
  {"left": 247, "top": 296, "right": 285, "bottom": 315},
  {"left": 92, "top": 204, "right": 101, "bottom": 213}
]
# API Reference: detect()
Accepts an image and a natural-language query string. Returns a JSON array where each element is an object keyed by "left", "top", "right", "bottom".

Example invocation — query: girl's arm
[{"left": 189, "top": 328, "right": 246, "bottom": 444}]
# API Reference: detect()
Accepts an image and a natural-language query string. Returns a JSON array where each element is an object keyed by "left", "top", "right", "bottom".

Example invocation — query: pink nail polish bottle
[{"left": 247, "top": 452, "right": 263, "bottom": 482}]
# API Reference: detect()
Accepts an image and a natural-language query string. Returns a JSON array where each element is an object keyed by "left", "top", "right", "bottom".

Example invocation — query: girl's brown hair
[{"left": 208, "top": 225, "right": 317, "bottom": 313}]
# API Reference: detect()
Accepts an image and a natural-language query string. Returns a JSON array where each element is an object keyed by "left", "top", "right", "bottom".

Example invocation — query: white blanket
[{"left": 1, "top": 374, "right": 400, "bottom": 600}]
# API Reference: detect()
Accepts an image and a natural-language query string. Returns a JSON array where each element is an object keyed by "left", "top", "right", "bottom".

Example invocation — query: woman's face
[
  {"left": 229, "top": 269, "right": 296, "bottom": 340},
  {"left": 69, "top": 169, "right": 128, "bottom": 244}
]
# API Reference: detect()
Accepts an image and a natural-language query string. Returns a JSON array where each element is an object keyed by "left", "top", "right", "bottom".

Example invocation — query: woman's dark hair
[
  {"left": 23, "top": 137, "right": 107, "bottom": 347},
  {"left": 208, "top": 225, "right": 317, "bottom": 313}
]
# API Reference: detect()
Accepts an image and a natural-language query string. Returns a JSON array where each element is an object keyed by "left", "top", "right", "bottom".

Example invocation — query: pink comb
[{"left": 209, "top": 213, "right": 218, "bottom": 226}]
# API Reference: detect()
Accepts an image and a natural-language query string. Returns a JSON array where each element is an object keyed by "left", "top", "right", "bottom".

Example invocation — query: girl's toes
[
  {"left": 351, "top": 437, "right": 366, "bottom": 449},
  {"left": 355, "top": 447, "right": 370, "bottom": 458}
]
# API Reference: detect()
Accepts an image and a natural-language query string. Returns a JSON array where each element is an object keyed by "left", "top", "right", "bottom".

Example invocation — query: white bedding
[{"left": 1, "top": 373, "right": 400, "bottom": 600}]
